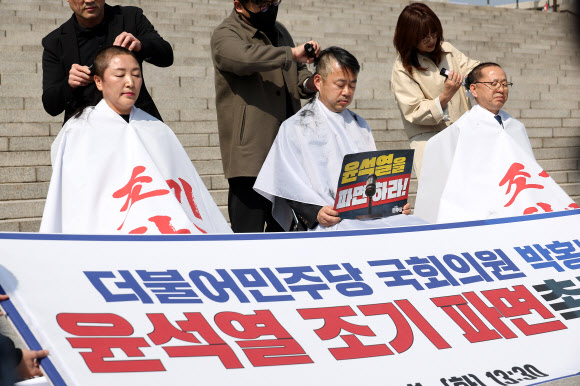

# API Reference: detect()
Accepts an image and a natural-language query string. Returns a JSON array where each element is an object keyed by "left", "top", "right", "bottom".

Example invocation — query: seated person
[
  {"left": 254, "top": 47, "right": 425, "bottom": 231},
  {"left": 40, "top": 46, "right": 231, "bottom": 234},
  {"left": 415, "top": 62, "right": 577, "bottom": 223}
]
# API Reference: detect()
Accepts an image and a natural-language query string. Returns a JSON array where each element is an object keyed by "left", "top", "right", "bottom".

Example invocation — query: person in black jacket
[
  {"left": 41, "top": 0, "right": 173, "bottom": 124},
  {"left": 0, "top": 332, "right": 18, "bottom": 386},
  {"left": 0, "top": 295, "right": 48, "bottom": 385}
]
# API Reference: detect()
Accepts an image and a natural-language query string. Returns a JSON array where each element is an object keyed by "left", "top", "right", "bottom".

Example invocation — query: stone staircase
[{"left": 0, "top": 0, "right": 578, "bottom": 232}]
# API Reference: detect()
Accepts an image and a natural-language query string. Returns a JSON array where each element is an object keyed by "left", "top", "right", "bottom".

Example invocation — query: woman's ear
[{"left": 94, "top": 75, "right": 103, "bottom": 91}]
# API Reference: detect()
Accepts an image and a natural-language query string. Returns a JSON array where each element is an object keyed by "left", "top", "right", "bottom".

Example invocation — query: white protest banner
[{"left": 1, "top": 211, "right": 580, "bottom": 386}]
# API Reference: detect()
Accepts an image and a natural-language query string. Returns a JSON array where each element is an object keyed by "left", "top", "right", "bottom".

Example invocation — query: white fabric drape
[
  {"left": 255, "top": 99, "right": 427, "bottom": 231},
  {"left": 40, "top": 100, "right": 232, "bottom": 234},
  {"left": 415, "top": 104, "right": 575, "bottom": 223}
]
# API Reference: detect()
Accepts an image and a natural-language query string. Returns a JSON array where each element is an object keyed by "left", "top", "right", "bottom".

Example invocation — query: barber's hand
[
  {"left": 317, "top": 205, "right": 341, "bottom": 228},
  {"left": 68, "top": 64, "right": 93, "bottom": 89},
  {"left": 16, "top": 349, "right": 49, "bottom": 380},
  {"left": 0, "top": 294, "right": 8, "bottom": 316},
  {"left": 439, "top": 69, "right": 462, "bottom": 109},
  {"left": 113, "top": 32, "right": 142, "bottom": 52},
  {"left": 402, "top": 203, "right": 411, "bottom": 215},
  {"left": 291, "top": 41, "right": 321, "bottom": 64}
]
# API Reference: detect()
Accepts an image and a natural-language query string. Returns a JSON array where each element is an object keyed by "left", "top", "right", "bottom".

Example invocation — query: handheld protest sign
[{"left": 333, "top": 149, "right": 414, "bottom": 220}]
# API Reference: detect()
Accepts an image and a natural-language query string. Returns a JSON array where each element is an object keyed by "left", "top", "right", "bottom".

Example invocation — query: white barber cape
[
  {"left": 415, "top": 104, "right": 576, "bottom": 223},
  {"left": 40, "top": 100, "right": 232, "bottom": 234},
  {"left": 255, "top": 99, "right": 427, "bottom": 231}
]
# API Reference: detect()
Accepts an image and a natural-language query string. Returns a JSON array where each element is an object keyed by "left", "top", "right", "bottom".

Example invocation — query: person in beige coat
[
  {"left": 391, "top": 2, "right": 479, "bottom": 179},
  {"left": 211, "top": 0, "right": 320, "bottom": 232}
]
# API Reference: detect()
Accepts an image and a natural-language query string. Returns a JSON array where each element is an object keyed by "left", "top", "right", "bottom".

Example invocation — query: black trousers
[{"left": 227, "top": 177, "right": 284, "bottom": 233}]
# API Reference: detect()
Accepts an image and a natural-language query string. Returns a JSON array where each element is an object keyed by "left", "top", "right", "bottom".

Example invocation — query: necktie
[{"left": 494, "top": 115, "right": 503, "bottom": 126}]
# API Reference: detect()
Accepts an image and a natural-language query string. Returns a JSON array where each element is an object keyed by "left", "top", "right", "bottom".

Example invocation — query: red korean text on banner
[
  {"left": 147, "top": 313, "right": 243, "bottom": 369},
  {"left": 431, "top": 285, "right": 567, "bottom": 343},
  {"left": 166, "top": 178, "right": 203, "bottom": 220},
  {"left": 57, "top": 313, "right": 165, "bottom": 373},
  {"left": 113, "top": 166, "right": 170, "bottom": 213},
  {"left": 129, "top": 216, "right": 193, "bottom": 234},
  {"left": 298, "top": 300, "right": 450, "bottom": 361},
  {"left": 499, "top": 163, "right": 544, "bottom": 207},
  {"left": 215, "top": 310, "right": 314, "bottom": 367}
]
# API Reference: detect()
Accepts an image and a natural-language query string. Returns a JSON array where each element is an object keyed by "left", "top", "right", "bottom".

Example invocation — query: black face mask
[{"left": 240, "top": 2, "right": 279, "bottom": 33}]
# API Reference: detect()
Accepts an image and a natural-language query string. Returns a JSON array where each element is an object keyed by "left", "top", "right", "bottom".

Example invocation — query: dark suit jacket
[
  {"left": 0, "top": 333, "right": 21, "bottom": 385},
  {"left": 41, "top": 4, "right": 173, "bottom": 124},
  {"left": 286, "top": 199, "right": 321, "bottom": 230}
]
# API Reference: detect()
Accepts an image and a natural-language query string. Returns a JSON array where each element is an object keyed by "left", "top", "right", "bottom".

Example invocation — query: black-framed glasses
[
  {"left": 474, "top": 81, "right": 513, "bottom": 91},
  {"left": 420, "top": 33, "right": 437, "bottom": 45},
  {"left": 256, "top": 0, "right": 282, "bottom": 12}
]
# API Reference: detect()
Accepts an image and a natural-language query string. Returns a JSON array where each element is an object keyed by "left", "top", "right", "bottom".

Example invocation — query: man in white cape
[
  {"left": 415, "top": 62, "right": 578, "bottom": 224},
  {"left": 255, "top": 47, "right": 425, "bottom": 231},
  {"left": 40, "top": 100, "right": 232, "bottom": 234}
]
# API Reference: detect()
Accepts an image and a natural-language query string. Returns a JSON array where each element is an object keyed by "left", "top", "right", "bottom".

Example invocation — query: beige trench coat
[{"left": 391, "top": 42, "right": 480, "bottom": 140}]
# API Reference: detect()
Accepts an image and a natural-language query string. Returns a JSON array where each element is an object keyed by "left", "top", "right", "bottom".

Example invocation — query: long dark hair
[
  {"left": 73, "top": 46, "right": 140, "bottom": 118},
  {"left": 393, "top": 2, "right": 444, "bottom": 74}
]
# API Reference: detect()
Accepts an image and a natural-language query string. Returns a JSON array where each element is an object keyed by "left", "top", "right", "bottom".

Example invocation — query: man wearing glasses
[
  {"left": 467, "top": 63, "right": 515, "bottom": 126},
  {"left": 414, "top": 62, "right": 540, "bottom": 223},
  {"left": 460, "top": 62, "right": 532, "bottom": 156},
  {"left": 211, "top": 0, "right": 321, "bottom": 232}
]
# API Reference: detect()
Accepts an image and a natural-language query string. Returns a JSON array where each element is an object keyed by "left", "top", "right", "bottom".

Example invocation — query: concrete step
[
  {"left": 0, "top": 199, "right": 45, "bottom": 220},
  {"left": 0, "top": 182, "right": 48, "bottom": 200},
  {"left": 8, "top": 136, "right": 54, "bottom": 152},
  {"left": 184, "top": 146, "right": 222, "bottom": 160},
  {"left": 0, "top": 151, "right": 50, "bottom": 167},
  {"left": 0, "top": 110, "right": 61, "bottom": 123},
  {"left": 0, "top": 218, "right": 41, "bottom": 233},
  {"left": 533, "top": 147, "right": 580, "bottom": 160},
  {"left": 166, "top": 121, "right": 218, "bottom": 134},
  {"left": 0, "top": 167, "right": 38, "bottom": 183}
]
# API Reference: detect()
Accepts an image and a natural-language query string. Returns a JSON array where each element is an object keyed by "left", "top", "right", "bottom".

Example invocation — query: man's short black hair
[
  {"left": 314, "top": 46, "right": 360, "bottom": 79},
  {"left": 466, "top": 62, "right": 502, "bottom": 88}
]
